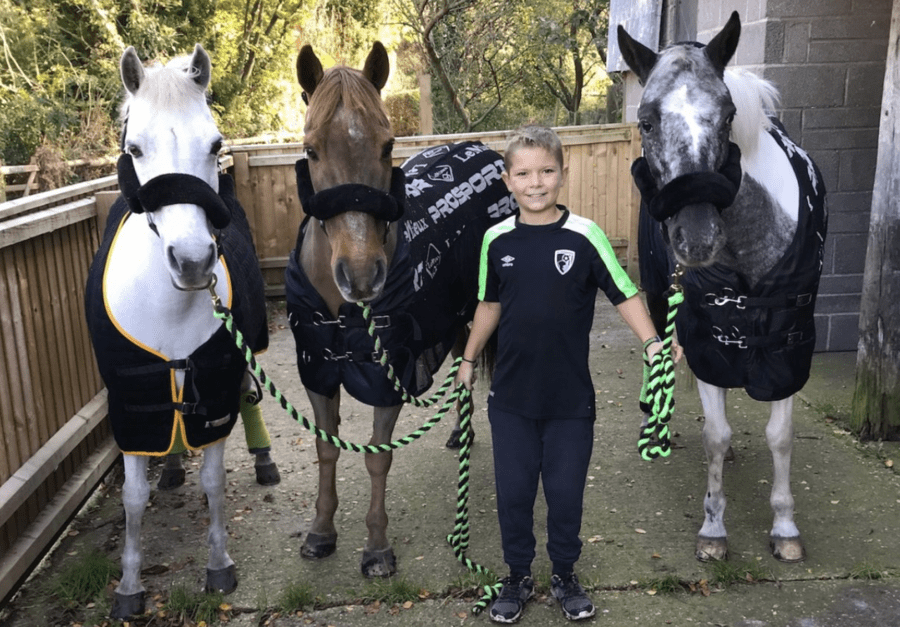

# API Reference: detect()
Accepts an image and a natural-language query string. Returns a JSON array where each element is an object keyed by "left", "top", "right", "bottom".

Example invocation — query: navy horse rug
[
  {"left": 286, "top": 141, "right": 515, "bottom": 406},
  {"left": 85, "top": 174, "right": 268, "bottom": 455},
  {"left": 640, "top": 119, "right": 827, "bottom": 402}
]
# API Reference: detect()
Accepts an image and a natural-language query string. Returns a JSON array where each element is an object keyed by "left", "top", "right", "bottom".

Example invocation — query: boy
[{"left": 456, "top": 125, "right": 665, "bottom": 623}]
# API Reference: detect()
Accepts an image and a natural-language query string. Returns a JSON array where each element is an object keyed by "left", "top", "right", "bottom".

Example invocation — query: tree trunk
[{"left": 851, "top": 0, "right": 900, "bottom": 440}]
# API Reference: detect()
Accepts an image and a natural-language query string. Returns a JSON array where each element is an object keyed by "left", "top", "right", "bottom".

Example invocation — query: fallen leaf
[
  {"left": 635, "top": 528, "right": 647, "bottom": 534},
  {"left": 885, "top": 459, "right": 894, "bottom": 468},
  {"left": 402, "top": 601, "right": 414, "bottom": 609},
  {"left": 651, "top": 552, "right": 662, "bottom": 559},
  {"left": 647, "top": 589, "right": 657, "bottom": 596}
]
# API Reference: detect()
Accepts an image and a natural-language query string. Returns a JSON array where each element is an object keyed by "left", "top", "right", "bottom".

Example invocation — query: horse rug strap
[
  {"left": 285, "top": 141, "right": 515, "bottom": 407},
  {"left": 675, "top": 119, "right": 827, "bottom": 401},
  {"left": 117, "top": 153, "right": 232, "bottom": 229},
  {"left": 84, "top": 190, "right": 269, "bottom": 455}
]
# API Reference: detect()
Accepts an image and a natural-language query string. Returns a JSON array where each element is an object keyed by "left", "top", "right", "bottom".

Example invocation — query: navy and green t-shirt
[{"left": 479, "top": 207, "right": 638, "bottom": 420}]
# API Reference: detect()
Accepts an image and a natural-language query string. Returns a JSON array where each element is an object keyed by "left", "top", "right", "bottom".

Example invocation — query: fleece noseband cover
[
  {"left": 117, "top": 153, "right": 233, "bottom": 229},
  {"left": 294, "top": 158, "right": 406, "bottom": 222},
  {"left": 631, "top": 141, "right": 743, "bottom": 222}
]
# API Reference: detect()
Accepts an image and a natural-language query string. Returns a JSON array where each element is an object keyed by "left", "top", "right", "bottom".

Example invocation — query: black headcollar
[
  {"left": 631, "top": 141, "right": 743, "bottom": 222},
  {"left": 295, "top": 158, "right": 406, "bottom": 223},
  {"left": 117, "top": 153, "right": 234, "bottom": 229}
]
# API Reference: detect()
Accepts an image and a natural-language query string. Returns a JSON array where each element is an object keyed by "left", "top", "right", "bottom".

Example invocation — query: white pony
[
  {"left": 84, "top": 45, "right": 269, "bottom": 618},
  {"left": 619, "top": 12, "right": 827, "bottom": 563}
]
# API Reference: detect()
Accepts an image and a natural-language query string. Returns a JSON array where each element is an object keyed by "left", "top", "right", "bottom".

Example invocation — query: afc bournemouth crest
[{"left": 555, "top": 249, "right": 575, "bottom": 275}]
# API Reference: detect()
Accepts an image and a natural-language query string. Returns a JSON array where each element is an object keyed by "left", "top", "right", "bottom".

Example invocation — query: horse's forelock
[
  {"left": 119, "top": 56, "right": 208, "bottom": 125},
  {"left": 724, "top": 68, "right": 780, "bottom": 156},
  {"left": 305, "top": 66, "right": 391, "bottom": 135}
]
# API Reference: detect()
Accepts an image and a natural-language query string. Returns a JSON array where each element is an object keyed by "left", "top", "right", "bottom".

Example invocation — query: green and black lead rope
[
  {"left": 361, "top": 303, "right": 501, "bottom": 613},
  {"left": 638, "top": 268, "right": 685, "bottom": 460},
  {"left": 208, "top": 290, "right": 458, "bottom": 454}
]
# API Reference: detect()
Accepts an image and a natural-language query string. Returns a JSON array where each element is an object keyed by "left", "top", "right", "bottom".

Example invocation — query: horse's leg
[
  {"left": 446, "top": 326, "right": 471, "bottom": 449},
  {"left": 239, "top": 371, "right": 280, "bottom": 486},
  {"left": 111, "top": 454, "right": 150, "bottom": 619},
  {"left": 361, "top": 404, "right": 402, "bottom": 577},
  {"left": 200, "top": 439, "right": 237, "bottom": 593},
  {"left": 157, "top": 452, "right": 187, "bottom": 491},
  {"left": 301, "top": 389, "right": 341, "bottom": 559},
  {"left": 766, "top": 395, "right": 804, "bottom": 562},
  {"left": 695, "top": 380, "right": 731, "bottom": 561}
]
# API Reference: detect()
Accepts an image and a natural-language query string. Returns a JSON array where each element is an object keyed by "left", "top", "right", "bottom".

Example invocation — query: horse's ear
[
  {"left": 120, "top": 46, "right": 145, "bottom": 95},
  {"left": 704, "top": 11, "right": 741, "bottom": 75},
  {"left": 188, "top": 44, "right": 212, "bottom": 90},
  {"left": 617, "top": 24, "right": 658, "bottom": 86},
  {"left": 362, "top": 41, "right": 390, "bottom": 92},
  {"left": 297, "top": 44, "right": 324, "bottom": 98}
]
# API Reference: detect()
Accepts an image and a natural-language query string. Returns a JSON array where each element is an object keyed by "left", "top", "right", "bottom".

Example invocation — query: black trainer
[
  {"left": 489, "top": 574, "right": 535, "bottom": 623},
  {"left": 551, "top": 572, "right": 596, "bottom": 621}
]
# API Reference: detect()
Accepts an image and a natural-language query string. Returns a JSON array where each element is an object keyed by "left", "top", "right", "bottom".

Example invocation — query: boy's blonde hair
[{"left": 503, "top": 125, "right": 564, "bottom": 171}]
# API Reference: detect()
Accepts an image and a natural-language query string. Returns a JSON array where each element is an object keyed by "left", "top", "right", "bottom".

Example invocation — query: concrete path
[{"left": 3, "top": 300, "right": 899, "bottom": 627}]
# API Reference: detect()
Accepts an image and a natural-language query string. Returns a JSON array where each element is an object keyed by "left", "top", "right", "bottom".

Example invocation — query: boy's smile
[{"left": 502, "top": 146, "right": 568, "bottom": 225}]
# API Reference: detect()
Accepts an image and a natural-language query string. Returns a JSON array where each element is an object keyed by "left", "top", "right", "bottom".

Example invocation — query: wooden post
[
  {"left": 418, "top": 71, "right": 433, "bottom": 136},
  {"left": 851, "top": 0, "right": 900, "bottom": 439}
]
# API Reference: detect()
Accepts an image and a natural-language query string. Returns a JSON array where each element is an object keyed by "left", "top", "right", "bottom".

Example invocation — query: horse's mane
[
  {"left": 724, "top": 68, "right": 780, "bottom": 157},
  {"left": 305, "top": 66, "right": 391, "bottom": 134},
  {"left": 119, "top": 54, "right": 208, "bottom": 124}
]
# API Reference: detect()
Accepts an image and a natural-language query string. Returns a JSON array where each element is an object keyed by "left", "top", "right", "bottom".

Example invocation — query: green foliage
[
  {"left": 48, "top": 549, "right": 118, "bottom": 608},
  {"left": 639, "top": 574, "right": 685, "bottom": 595}
]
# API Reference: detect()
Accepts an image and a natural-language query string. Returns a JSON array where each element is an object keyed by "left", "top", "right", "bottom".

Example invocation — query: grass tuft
[
  {"left": 354, "top": 575, "right": 424, "bottom": 605},
  {"left": 48, "top": 550, "right": 118, "bottom": 608},
  {"left": 640, "top": 574, "right": 685, "bottom": 595},
  {"left": 165, "top": 586, "right": 226, "bottom": 624},
  {"left": 706, "top": 559, "right": 772, "bottom": 586},
  {"left": 849, "top": 561, "right": 888, "bottom": 580},
  {"left": 277, "top": 580, "right": 319, "bottom": 613}
]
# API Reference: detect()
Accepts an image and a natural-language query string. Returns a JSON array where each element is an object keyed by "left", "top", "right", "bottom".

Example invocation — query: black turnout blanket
[
  {"left": 286, "top": 141, "right": 515, "bottom": 406},
  {"left": 639, "top": 119, "right": 827, "bottom": 401},
  {"left": 85, "top": 175, "right": 268, "bottom": 455}
]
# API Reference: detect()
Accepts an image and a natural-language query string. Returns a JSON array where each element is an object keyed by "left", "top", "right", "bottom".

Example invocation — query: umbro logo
[{"left": 501, "top": 255, "right": 515, "bottom": 267}]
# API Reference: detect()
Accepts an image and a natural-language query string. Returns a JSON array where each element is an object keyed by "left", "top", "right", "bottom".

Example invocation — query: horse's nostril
[{"left": 335, "top": 260, "right": 352, "bottom": 292}]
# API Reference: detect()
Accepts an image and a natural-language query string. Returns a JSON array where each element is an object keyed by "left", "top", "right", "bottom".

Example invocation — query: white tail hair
[{"left": 724, "top": 68, "right": 781, "bottom": 156}]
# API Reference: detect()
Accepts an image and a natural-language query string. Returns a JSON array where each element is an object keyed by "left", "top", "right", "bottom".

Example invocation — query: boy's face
[{"left": 502, "top": 146, "right": 568, "bottom": 221}]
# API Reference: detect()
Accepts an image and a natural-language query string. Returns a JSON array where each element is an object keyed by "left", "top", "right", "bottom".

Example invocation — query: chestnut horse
[{"left": 285, "top": 43, "right": 511, "bottom": 577}]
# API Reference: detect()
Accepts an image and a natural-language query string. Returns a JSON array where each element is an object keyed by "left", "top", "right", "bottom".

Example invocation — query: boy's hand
[
  {"left": 456, "top": 360, "right": 476, "bottom": 391},
  {"left": 646, "top": 339, "right": 684, "bottom": 363}
]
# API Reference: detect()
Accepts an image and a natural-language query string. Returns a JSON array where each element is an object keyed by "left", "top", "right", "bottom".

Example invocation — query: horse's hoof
[
  {"left": 205, "top": 565, "right": 238, "bottom": 594},
  {"left": 110, "top": 591, "right": 145, "bottom": 619},
  {"left": 770, "top": 536, "right": 805, "bottom": 563},
  {"left": 255, "top": 461, "right": 281, "bottom": 486},
  {"left": 361, "top": 547, "right": 397, "bottom": 578},
  {"left": 157, "top": 467, "right": 186, "bottom": 491},
  {"left": 696, "top": 536, "right": 728, "bottom": 562},
  {"left": 445, "top": 427, "right": 473, "bottom": 449},
  {"left": 301, "top": 532, "right": 337, "bottom": 559}
]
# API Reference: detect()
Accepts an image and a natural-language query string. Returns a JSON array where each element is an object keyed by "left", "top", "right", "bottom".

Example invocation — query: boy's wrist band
[
  {"left": 461, "top": 357, "right": 477, "bottom": 364},
  {"left": 643, "top": 336, "right": 663, "bottom": 353}
]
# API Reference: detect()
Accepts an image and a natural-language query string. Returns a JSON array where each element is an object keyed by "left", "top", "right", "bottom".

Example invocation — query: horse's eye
[
  {"left": 210, "top": 139, "right": 223, "bottom": 155},
  {"left": 305, "top": 147, "right": 319, "bottom": 162},
  {"left": 640, "top": 120, "right": 654, "bottom": 133},
  {"left": 126, "top": 144, "right": 143, "bottom": 158},
  {"left": 381, "top": 140, "right": 394, "bottom": 160},
  {"left": 726, "top": 113, "right": 735, "bottom": 125}
]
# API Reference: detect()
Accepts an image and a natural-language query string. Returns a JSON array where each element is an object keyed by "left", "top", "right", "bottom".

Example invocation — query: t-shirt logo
[
  {"left": 555, "top": 250, "right": 575, "bottom": 275},
  {"left": 501, "top": 255, "right": 515, "bottom": 267}
]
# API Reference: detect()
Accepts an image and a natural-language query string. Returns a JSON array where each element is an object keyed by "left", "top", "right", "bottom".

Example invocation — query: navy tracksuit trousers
[{"left": 488, "top": 405, "right": 595, "bottom": 576}]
